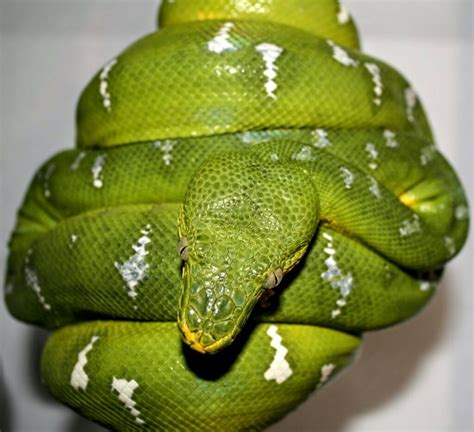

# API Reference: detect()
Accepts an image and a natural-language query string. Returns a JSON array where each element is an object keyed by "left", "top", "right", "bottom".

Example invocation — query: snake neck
[{"left": 158, "top": 0, "right": 360, "bottom": 49}]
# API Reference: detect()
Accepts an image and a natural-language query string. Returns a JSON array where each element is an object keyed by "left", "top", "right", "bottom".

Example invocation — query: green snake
[{"left": 4, "top": 0, "right": 469, "bottom": 430}]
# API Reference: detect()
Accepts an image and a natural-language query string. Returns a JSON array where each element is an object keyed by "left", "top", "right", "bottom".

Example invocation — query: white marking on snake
[
  {"left": 365, "top": 142, "right": 379, "bottom": 170},
  {"left": 234, "top": 0, "right": 269, "bottom": 14},
  {"left": 92, "top": 154, "right": 107, "bottom": 189},
  {"left": 327, "top": 40, "right": 358, "bottom": 67},
  {"left": 444, "top": 236, "right": 456, "bottom": 257},
  {"left": 43, "top": 163, "right": 56, "bottom": 199},
  {"left": 270, "top": 153, "right": 279, "bottom": 162},
  {"left": 292, "top": 145, "right": 316, "bottom": 161},
  {"left": 70, "top": 336, "right": 100, "bottom": 391},
  {"left": 318, "top": 363, "right": 336, "bottom": 387},
  {"left": 256, "top": 43, "right": 284, "bottom": 100},
  {"left": 69, "top": 234, "right": 79, "bottom": 249},
  {"left": 418, "top": 203, "right": 432, "bottom": 213},
  {"left": 312, "top": 129, "right": 332, "bottom": 148},
  {"left": 99, "top": 58, "right": 118, "bottom": 111},
  {"left": 208, "top": 22, "right": 236, "bottom": 54},
  {"left": 364, "top": 62, "right": 383, "bottom": 106},
  {"left": 321, "top": 234, "right": 354, "bottom": 318},
  {"left": 455, "top": 204, "right": 469, "bottom": 221},
  {"left": 384, "top": 129, "right": 399, "bottom": 148},
  {"left": 419, "top": 281, "right": 432, "bottom": 292},
  {"left": 399, "top": 214, "right": 421, "bottom": 237},
  {"left": 24, "top": 249, "right": 51, "bottom": 311},
  {"left": 112, "top": 378, "right": 146, "bottom": 425},
  {"left": 240, "top": 131, "right": 272, "bottom": 144},
  {"left": 115, "top": 225, "right": 152, "bottom": 301},
  {"left": 384, "top": 263, "right": 394, "bottom": 281},
  {"left": 340, "top": 167, "right": 355, "bottom": 189},
  {"left": 367, "top": 176, "right": 382, "bottom": 200},
  {"left": 153, "top": 139, "right": 175, "bottom": 166},
  {"left": 337, "top": 3, "right": 350, "bottom": 24},
  {"left": 71, "top": 151, "right": 87, "bottom": 171},
  {"left": 214, "top": 64, "right": 241, "bottom": 77},
  {"left": 264, "top": 325, "right": 293, "bottom": 384},
  {"left": 240, "top": 132, "right": 255, "bottom": 144},
  {"left": 420, "top": 145, "right": 437, "bottom": 166},
  {"left": 405, "top": 87, "right": 417, "bottom": 123}
]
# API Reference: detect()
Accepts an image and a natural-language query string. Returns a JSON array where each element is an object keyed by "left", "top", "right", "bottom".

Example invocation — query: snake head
[{"left": 177, "top": 152, "right": 319, "bottom": 354}]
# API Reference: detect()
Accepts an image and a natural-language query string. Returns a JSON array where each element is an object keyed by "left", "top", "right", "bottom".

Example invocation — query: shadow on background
[
  {"left": 26, "top": 328, "right": 54, "bottom": 402},
  {"left": 0, "top": 372, "right": 12, "bottom": 431},
  {"left": 270, "top": 283, "right": 449, "bottom": 432},
  {"left": 67, "top": 414, "right": 110, "bottom": 432}
]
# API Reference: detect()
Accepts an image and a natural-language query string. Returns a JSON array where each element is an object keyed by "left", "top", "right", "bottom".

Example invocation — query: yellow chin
[
  {"left": 178, "top": 320, "right": 235, "bottom": 354},
  {"left": 179, "top": 321, "right": 206, "bottom": 353},
  {"left": 399, "top": 191, "right": 417, "bottom": 207}
]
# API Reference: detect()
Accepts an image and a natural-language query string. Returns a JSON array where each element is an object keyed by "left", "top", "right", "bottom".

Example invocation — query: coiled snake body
[{"left": 5, "top": 1, "right": 469, "bottom": 430}]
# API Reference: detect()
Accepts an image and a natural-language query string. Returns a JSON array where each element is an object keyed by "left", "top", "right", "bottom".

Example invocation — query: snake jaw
[
  {"left": 177, "top": 260, "right": 262, "bottom": 354},
  {"left": 178, "top": 322, "right": 206, "bottom": 353},
  {"left": 178, "top": 317, "right": 236, "bottom": 354}
]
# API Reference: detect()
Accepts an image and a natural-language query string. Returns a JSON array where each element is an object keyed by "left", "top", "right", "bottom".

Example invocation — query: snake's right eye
[{"left": 178, "top": 238, "right": 189, "bottom": 261}]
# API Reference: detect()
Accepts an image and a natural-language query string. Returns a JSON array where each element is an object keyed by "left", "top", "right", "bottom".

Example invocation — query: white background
[{"left": 0, "top": 1, "right": 472, "bottom": 431}]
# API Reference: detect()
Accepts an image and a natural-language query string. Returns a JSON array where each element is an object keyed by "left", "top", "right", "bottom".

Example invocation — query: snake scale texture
[{"left": 5, "top": 0, "right": 469, "bottom": 431}]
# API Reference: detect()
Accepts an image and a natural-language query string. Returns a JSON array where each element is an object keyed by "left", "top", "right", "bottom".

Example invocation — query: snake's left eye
[
  {"left": 178, "top": 238, "right": 189, "bottom": 261},
  {"left": 264, "top": 268, "right": 283, "bottom": 289}
]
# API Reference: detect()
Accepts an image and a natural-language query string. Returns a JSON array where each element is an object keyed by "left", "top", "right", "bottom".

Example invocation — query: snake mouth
[{"left": 178, "top": 320, "right": 234, "bottom": 354}]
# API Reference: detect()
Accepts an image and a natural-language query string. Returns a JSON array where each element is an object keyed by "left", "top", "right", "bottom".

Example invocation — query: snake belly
[{"left": 4, "top": 0, "right": 469, "bottom": 431}]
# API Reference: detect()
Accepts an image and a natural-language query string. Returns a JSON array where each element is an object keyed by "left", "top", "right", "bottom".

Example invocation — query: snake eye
[
  {"left": 264, "top": 268, "right": 283, "bottom": 289},
  {"left": 178, "top": 238, "right": 189, "bottom": 261}
]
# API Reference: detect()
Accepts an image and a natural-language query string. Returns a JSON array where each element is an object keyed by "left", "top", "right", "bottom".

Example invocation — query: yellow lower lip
[
  {"left": 399, "top": 192, "right": 416, "bottom": 207},
  {"left": 179, "top": 321, "right": 233, "bottom": 354},
  {"left": 179, "top": 322, "right": 206, "bottom": 353}
]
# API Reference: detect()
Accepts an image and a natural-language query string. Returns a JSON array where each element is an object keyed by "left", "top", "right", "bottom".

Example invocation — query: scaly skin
[{"left": 4, "top": 1, "right": 469, "bottom": 431}]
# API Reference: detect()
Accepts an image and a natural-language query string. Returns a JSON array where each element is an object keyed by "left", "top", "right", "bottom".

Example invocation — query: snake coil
[{"left": 5, "top": 1, "right": 469, "bottom": 431}]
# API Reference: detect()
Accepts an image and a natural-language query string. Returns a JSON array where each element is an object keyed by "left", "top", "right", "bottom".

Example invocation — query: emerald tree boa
[{"left": 5, "top": 1, "right": 469, "bottom": 430}]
